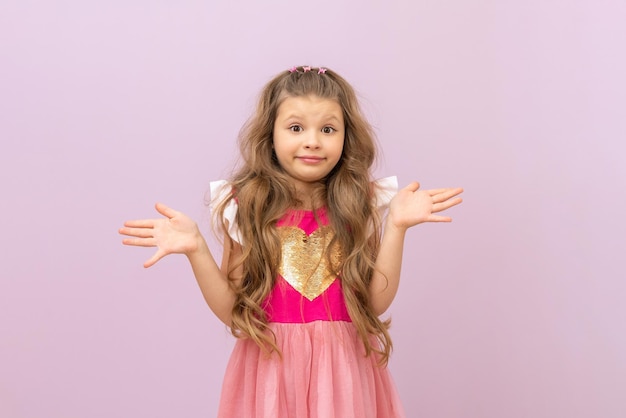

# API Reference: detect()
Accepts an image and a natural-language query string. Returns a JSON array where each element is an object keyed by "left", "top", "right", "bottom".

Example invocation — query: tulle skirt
[{"left": 217, "top": 321, "right": 405, "bottom": 418}]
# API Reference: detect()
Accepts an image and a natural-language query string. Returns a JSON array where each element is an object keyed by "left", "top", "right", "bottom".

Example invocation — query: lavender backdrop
[{"left": 1, "top": 1, "right": 624, "bottom": 417}]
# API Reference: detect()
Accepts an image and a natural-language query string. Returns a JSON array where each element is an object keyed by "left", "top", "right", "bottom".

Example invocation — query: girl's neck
[
  {"left": 291, "top": 198, "right": 324, "bottom": 212},
  {"left": 289, "top": 180, "right": 326, "bottom": 211}
]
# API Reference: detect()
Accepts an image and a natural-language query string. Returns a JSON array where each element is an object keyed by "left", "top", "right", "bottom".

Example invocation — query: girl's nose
[{"left": 303, "top": 132, "right": 322, "bottom": 149}]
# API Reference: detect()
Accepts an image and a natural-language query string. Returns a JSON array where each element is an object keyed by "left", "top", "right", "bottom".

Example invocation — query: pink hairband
[{"left": 288, "top": 66, "right": 327, "bottom": 74}]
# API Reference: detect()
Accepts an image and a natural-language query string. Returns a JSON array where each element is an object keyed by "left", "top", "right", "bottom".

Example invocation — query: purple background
[{"left": 2, "top": 1, "right": 625, "bottom": 417}]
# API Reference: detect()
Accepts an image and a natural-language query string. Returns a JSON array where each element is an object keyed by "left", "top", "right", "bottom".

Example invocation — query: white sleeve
[
  {"left": 209, "top": 180, "right": 243, "bottom": 245},
  {"left": 373, "top": 176, "right": 398, "bottom": 211}
]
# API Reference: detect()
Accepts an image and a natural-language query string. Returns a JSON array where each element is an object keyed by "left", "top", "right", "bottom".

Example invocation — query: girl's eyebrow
[
  {"left": 281, "top": 114, "right": 343, "bottom": 123},
  {"left": 322, "top": 115, "right": 342, "bottom": 123},
  {"left": 281, "top": 113, "right": 303, "bottom": 120}
]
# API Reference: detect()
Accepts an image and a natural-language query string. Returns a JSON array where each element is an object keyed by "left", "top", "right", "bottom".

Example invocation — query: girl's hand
[
  {"left": 119, "top": 203, "right": 202, "bottom": 268},
  {"left": 388, "top": 182, "right": 463, "bottom": 230}
]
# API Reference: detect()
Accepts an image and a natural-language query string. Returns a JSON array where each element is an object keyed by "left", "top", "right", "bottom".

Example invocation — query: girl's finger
[
  {"left": 402, "top": 181, "right": 421, "bottom": 193},
  {"left": 432, "top": 197, "right": 463, "bottom": 212},
  {"left": 144, "top": 249, "right": 166, "bottom": 268},
  {"left": 119, "top": 227, "right": 153, "bottom": 238},
  {"left": 123, "top": 219, "right": 155, "bottom": 228},
  {"left": 427, "top": 188, "right": 449, "bottom": 196},
  {"left": 428, "top": 215, "right": 452, "bottom": 222},
  {"left": 155, "top": 202, "right": 178, "bottom": 219},
  {"left": 121, "top": 237, "right": 156, "bottom": 247},
  {"left": 432, "top": 188, "right": 464, "bottom": 202}
]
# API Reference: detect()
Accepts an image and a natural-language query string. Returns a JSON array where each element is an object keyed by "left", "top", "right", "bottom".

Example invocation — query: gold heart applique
[{"left": 277, "top": 225, "right": 342, "bottom": 301}]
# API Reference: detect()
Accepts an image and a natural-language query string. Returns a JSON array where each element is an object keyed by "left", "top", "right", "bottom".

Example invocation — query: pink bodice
[{"left": 262, "top": 208, "right": 351, "bottom": 323}]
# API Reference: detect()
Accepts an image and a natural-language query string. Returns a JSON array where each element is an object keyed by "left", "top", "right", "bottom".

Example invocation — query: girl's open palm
[
  {"left": 119, "top": 203, "right": 200, "bottom": 268},
  {"left": 388, "top": 182, "right": 463, "bottom": 229}
]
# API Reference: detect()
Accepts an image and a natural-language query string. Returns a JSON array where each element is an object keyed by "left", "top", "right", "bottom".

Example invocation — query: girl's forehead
[{"left": 276, "top": 95, "right": 343, "bottom": 120}]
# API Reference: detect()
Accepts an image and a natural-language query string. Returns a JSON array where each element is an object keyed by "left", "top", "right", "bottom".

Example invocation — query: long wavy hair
[{"left": 214, "top": 66, "right": 392, "bottom": 364}]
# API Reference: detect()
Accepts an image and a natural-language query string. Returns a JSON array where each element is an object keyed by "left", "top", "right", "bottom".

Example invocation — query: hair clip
[{"left": 288, "top": 66, "right": 326, "bottom": 74}]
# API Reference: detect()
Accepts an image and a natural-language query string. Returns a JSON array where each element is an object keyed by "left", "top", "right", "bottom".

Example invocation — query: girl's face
[{"left": 273, "top": 95, "right": 345, "bottom": 194}]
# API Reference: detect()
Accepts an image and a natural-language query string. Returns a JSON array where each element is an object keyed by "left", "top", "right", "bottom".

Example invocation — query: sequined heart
[{"left": 277, "top": 225, "right": 341, "bottom": 301}]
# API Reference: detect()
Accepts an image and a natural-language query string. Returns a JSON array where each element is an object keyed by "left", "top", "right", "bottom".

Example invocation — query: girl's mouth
[{"left": 297, "top": 156, "right": 324, "bottom": 164}]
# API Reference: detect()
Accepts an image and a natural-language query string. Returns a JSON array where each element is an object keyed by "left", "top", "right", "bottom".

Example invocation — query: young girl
[{"left": 120, "top": 65, "right": 462, "bottom": 417}]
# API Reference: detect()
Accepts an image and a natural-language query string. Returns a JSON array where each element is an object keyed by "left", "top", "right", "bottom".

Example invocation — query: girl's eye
[
  {"left": 322, "top": 126, "right": 335, "bottom": 134},
  {"left": 289, "top": 125, "right": 302, "bottom": 133}
]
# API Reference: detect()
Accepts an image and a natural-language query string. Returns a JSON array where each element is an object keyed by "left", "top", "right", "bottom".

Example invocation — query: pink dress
[{"left": 211, "top": 179, "right": 405, "bottom": 418}]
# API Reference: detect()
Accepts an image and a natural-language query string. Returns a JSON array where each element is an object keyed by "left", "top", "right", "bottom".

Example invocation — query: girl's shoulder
[
  {"left": 209, "top": 176, "right": 398, "bottom": 243},
  {"left": 372, "top": 176, "right": 398, "bottom": 211},
  {"left": 210, "top": 180, "right": 243, "bottom": 244},
  {"left": 209, "top": 180, "right": 233, "bottom": 206}
]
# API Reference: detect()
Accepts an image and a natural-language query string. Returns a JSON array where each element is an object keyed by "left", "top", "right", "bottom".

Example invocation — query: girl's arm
[
  {"left": 185, "top": 230, "right": 239, "bottom": 325},
  {"left": 369, "top": 182, "right": 463, "bottom": 316},
  {"left": 119, "top": 203, "right": 236, "bottom": 325}
]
